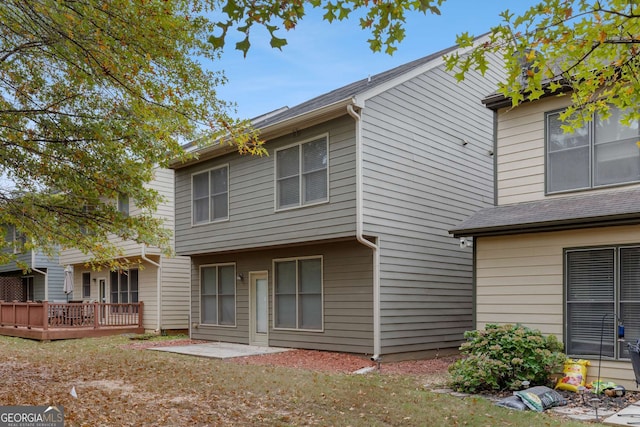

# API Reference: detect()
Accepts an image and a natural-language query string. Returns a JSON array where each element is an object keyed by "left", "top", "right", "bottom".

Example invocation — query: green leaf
[{"left": 270, "top": 36, "right": 288, "bottom": 50}]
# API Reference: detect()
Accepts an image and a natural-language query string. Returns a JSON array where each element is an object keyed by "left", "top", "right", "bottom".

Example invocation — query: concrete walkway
[
  {"left": 604, "top": 403, "right": 640, "bottom": 425},
  {"left": 149, "top": 342, "right": 290, "bottom": 359}
]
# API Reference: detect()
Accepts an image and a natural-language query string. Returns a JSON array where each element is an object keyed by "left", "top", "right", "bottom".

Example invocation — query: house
[
  {"left": 450, "top": 89, "right": 640, "bottom": 387},
  {"left": 171, "top": 37, "right": 503, "bottom": 359},
  {"left": 0, "top": 225, "right": 66, "bottom": 302},
  {"left": 59, "top": 168, "right": 191, "bottom": 333}
]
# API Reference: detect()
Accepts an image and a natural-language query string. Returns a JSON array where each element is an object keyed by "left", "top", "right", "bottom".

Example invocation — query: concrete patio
[{"left": 149, "top": 342, "right": 290, "bottom": 359}]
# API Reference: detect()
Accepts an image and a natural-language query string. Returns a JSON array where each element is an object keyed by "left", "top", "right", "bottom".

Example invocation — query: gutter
[
  {"left": 30, "top": 250, "right": 48, "bottom": 300},
  {"left": 347, "top": 103, "right": 381, "bottom": 359},
  {"left": 170, "top": 98, "right": 355, "bottom": 170},
  {"left": 141, "top": 244, "right": 162, "bottom": 332}
]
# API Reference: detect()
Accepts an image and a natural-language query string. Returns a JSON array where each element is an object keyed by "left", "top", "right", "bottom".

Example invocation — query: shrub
[{"left": 448, "top": 324, "right": 566, "bottom": 393}]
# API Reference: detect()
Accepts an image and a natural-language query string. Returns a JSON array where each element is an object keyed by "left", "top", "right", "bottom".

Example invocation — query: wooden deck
[{"left": 0, "top": 301, "right": 144, "bottom": 340}]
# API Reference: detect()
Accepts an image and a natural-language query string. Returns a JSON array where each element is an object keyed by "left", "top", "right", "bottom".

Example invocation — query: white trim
[
  {"left": 30, "top": 251, "right": 48, "bottom": 300},
  {"left": 352, "top": 34, "right": 492, "bottom": 107},
  {"left": 191, "top": 163, "right": 230, "bottom": 226},
  {"left": 273, "top": 134, "right": 329, "bottom": 211},
  {"left": 347, "top": 104, "right": 381, "bottom": 358},
  {"left": 141, "top": 245, "right": 162, "bottom": 331},
  {"left": 198, "top": 262, "right": 237, "bottom": 328},
  {"left": 272, "top": 256, "right": 324, "bottom": 332}
]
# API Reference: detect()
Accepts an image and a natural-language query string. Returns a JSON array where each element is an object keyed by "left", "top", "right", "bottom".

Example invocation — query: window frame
[
  {"left": 82, "top": 272, "right": 91, "bottom": 299},
  {"left": 22, "top": 276, "right": 34, "bottom": 302},
  {"left": 274, "top": 134, "right": 329, "bottom": 211},
  {"left": 191, "top": 164, "right": 230, "bottom": 226},
  {"left": 6, "top": 225, "right": 26, "bottom": 254},
  {"left": 199, "top": 263, "right": 237, "bottom": 327},
  {"left": 564, "top": 245, "right": 640, "bottom": 360},
  {"left": 109, "top": 269, "right": 139, "bottom": 304},
  {"left": 117, "top": 194, "right": 130, "bottom": 217},
  {"left": 272, "top": 256, "right": 324, "bottom": 332},
  {"left": 545, "top": 107, "right": 640, "bottom": 194}
]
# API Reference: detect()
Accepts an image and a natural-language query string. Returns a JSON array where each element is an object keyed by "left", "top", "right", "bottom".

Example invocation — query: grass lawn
[{"left": 0, "top": 335, "right": 590, "bottom": 426}]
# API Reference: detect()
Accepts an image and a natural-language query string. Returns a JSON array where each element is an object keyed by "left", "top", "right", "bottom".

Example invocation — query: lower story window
[
  {"left": 109, "top": 269, "right": 139, "bottom": 304},
  {"left": 22, "top": 276, "right": 34, "bottom": 302},
  {"left": 566, "top": 246, "right": 640, "bottom": 359},
  {"left": 274, "top": 257, "right": 322, "bottom": 330},
  {"left": 82, "top": 272, "right": 91, "bottom": 298},
  {"left": 200, "top": 264, "right": 236, "bottom": 326}
]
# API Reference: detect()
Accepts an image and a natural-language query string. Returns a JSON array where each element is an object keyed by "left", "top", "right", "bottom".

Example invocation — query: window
[
  {"left": 117, "top": 194, "right": 129, "bottom": 217},
  {"left": 6, "top": 225, "right": 26, "bottom": 253},
  {"left": 565, "top": 246, "right": 640, "bottom": 359},
  {"left": 80, "top": 203, "right": 97, "bottom": 235},
  {"left": 547, "top": 107, "right": 640, "bottom": 193},
  {"left": 200, "top": 264, "right": 236, "bottom": 326},
  {"left": 192, "top": 165, "right": 229, "bottom": 224},
  {"left": 82, "top": 272, "right": 91, "bottom": 298},
  {"left": 22, "top": 276, "right": 34, "bottom": 301},
  {"left": 274, "top": 257, "right": 322, "bottom": 330},
  {"left": 276, "top": 136, "right": 328, "bottom": 209},
  {"left": 109, "top": 269, "right": 138, "bottom": 304}
]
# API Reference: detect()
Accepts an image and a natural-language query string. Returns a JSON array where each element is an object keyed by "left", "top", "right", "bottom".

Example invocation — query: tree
[
  {"left": 209, "top": 0, "right": 444, "bottom": 55},
  {"left": 0, "top": 0, "right": 267, "bottom": 269},
  {"left": 445, "top": 0, "right": 640, "bottom": 130},
  {"left": 0, "top": 0, "right": 447, "bottom": 269}
]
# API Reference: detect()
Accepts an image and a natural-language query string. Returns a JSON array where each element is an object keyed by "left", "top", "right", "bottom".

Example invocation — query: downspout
[
  {"left": 347, "top": 103, "right": 381, "bottom": 359},
  {"left": 141, "top": 244, "right": 162, "bottom": 333},
  {"left": 31, "top": 250, "right": 48, "bottom": 300}
]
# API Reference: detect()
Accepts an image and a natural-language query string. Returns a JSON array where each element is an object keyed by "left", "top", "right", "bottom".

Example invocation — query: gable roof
[
  {"left": 252, "top": 42, "right": 464, "bottom": 129},
  {"left": 450, "top": 186, "right": 640, "bottom": 237},
  {"left": 172, "top": 34, "right": 489, "bottom": 169}
]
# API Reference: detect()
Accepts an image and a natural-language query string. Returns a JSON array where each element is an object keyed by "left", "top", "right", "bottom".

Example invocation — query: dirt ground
[{"left": 124, "top": 338, "right": 457, "bottom": 379}]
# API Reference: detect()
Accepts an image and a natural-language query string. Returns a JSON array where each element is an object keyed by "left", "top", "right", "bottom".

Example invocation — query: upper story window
[
  {"left": 117, "top": 194, "right": 129, "bottom": 217},
  {"left": 192, "top": 165, "right": 228, "bottom": 225},
  {"left": 546, "top": 107, "right": 640, "bottom": 193},
  {"left": 275, "top": 136, "right": 328, "bottom": 210},
  {"left": 6, "top": 225, "right": 26, "bottom": 253},
  {"left": 80, "top": 202, "right": 97, "bottom": 235}
]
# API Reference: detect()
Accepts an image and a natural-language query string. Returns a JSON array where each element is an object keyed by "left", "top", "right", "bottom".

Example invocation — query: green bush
[{"left": 448, "top": 324, "right": 566, "bottom": 393}]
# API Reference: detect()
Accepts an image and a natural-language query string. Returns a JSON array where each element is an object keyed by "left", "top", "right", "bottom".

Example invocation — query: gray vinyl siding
[
  {"left": 361, "top": 60, "right": 501, "bottom": 354},
  {"left": 190, "top": 240, "right": 374, "bottom": 355},
  {"left": 174, "top": 116, "right": 357, "bottom": 255},
  {"left": 0, "top": 251, "right": 32, "bottom": 274},
  {"left": 42, "top": 259, "right": 66, "bottom": 302},
  {"left": 0, "top": 251, "right": 66, "bottom": 301}
]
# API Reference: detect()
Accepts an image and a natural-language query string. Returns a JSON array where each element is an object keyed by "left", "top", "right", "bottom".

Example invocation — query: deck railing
[{"left": 0, "top": 301, "right": 143, "bottom": 330}]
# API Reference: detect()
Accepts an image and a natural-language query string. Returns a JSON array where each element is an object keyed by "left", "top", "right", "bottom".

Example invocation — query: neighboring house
[
  {"left": 59, "top": 168, "right": 191, "bottom": 333},
  {"left": 451, "top": 91, "right": 640, "bottom": 387},
  {"left": 170, "top": 37, "right": 503, "bottom": 359},
  {"left": 0, "top": 225, "right": 66, "bottom": 302}
]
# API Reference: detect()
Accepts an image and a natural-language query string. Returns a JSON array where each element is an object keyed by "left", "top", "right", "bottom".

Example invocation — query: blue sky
[{"left": 210, "top": 1, "right": 533, "bottom": 120}]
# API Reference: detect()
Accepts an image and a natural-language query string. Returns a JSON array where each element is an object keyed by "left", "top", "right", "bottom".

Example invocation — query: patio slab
[
  {"left": 149, "top": 342, "right": 290, "bottom": 359},
  {"left": 603, "top": 403, "right": 640, "bottom": 425}
]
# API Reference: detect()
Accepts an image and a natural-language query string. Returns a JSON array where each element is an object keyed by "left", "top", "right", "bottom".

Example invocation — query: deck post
[
  {"left": 138, "top": 301, "right": 144, "bottom": 328},
  {"left": 42, "top": 301, "right": 49, "bottom": 331},
  {"left": 93, "top": 302, "right": 99, "bottom": 329}
]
